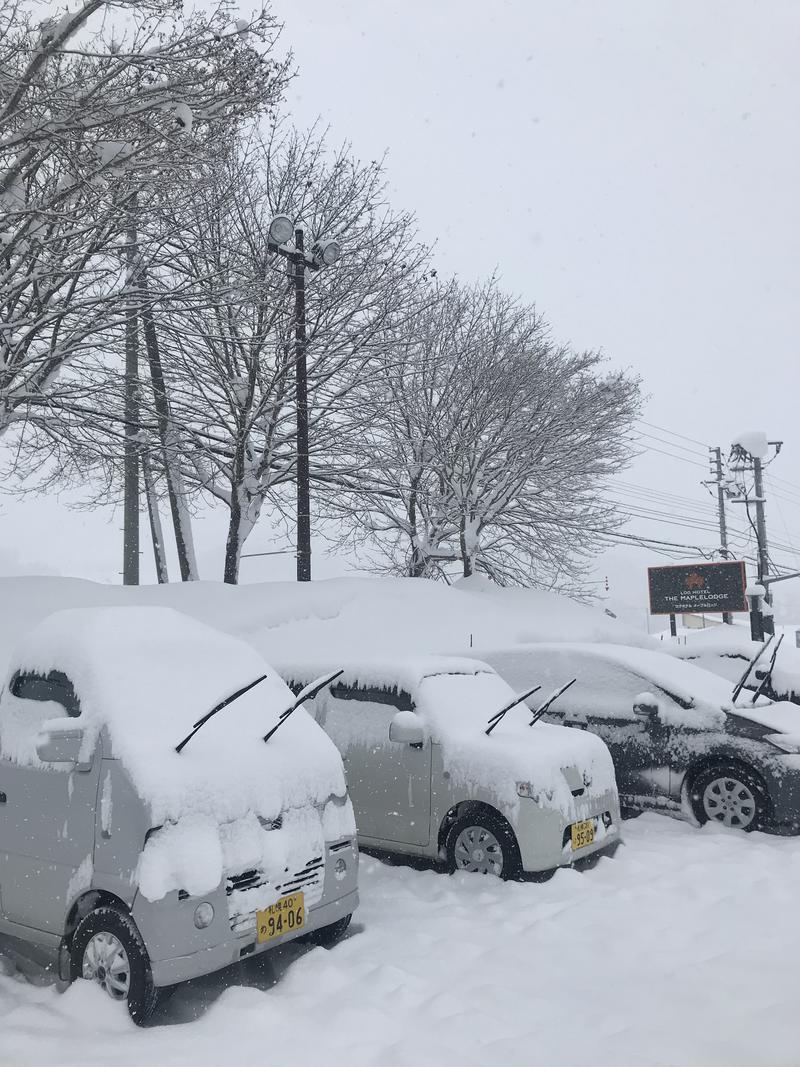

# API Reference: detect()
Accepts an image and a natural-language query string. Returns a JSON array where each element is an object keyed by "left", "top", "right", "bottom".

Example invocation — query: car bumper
[
  {"left": 148, "top": 888, "right": 359, "bottom": 987},
  {"left": 514, "top": 789, "right": 622, "bottom": 873}
]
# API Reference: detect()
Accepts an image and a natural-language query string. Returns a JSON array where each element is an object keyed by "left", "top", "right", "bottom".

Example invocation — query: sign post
[{"left": 648, "top": 561, "right": 748, "bottom": 624}]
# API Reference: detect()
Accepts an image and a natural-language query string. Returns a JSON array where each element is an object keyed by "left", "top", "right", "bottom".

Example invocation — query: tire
[
  {"left": 70, "top": 907, "right": 160, "bottom": 1025},
  {"left": 304, "top": 913, "right": 352, "bottom": 948},
  {"left": 688, "top": 762, "right": 770, "bottom": 832},
  {"left": 445, "top": 809, "right": 521, "bottom": 880}
]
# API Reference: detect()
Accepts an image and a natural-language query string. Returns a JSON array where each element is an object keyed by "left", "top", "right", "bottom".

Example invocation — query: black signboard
[{"left": 647, "top": 561, "right": 748, "bottom": 616}]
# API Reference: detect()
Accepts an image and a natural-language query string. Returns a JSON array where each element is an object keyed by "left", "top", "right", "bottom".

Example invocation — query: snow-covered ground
[{"left": 2, "top": 815, "right": 799, "bottom": 1067}]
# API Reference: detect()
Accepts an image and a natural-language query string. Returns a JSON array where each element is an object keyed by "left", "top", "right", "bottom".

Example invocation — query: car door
[
  {"left": 516, "top": 650, "right": 669, "bottom": 808},
  {"left": 0, "top": 670, "right": 100, "bottom": 934},
  {"left": 317, "top": 683, "right": 432, "bottom": 847}
]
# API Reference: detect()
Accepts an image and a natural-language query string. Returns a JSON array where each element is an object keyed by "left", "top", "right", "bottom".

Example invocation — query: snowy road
[{"left": 2, "top": 815, "right": 800, "bottom": 1067}]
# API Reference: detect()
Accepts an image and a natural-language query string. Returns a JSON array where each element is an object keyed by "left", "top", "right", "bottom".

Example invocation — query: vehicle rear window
[{"left": 9, "top": 670, "right": 81, "bottom": 718}]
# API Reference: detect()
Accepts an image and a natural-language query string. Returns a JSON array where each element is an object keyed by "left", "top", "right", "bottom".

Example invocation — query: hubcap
[
  {"left": 702, "top": 776, "right": 757, "bottom": 829},
  {"left": 453, "top": 825, "right": 504, "bottom": 875},
  {"left": 82, "top": 932, "right": 131, "bottom": 1000}
]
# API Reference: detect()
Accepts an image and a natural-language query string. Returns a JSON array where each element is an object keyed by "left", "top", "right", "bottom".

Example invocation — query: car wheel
[
  {"left": 445, "top": 810, "right": 521, "bottom": 879},
  {"left": 70, "top": 906, "right": 161, "bottom": 1025},
  {"left": 689, "top": 763, "right": 769, "bottom": 831},
  {"left": 304, "top": 913, "right": 352, "bottom": 948}
]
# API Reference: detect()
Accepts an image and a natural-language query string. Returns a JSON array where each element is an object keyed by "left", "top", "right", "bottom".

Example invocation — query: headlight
[
  {"left": 516, "top": 781, "right": 538, "bottom": 800},
  {"left": 193, "top": 902, "right": 215, "bottom": 929},
  {"left": 334, "top": 858, "right": 348, "bottom": 881},
  {"left": 766, "top": 734, "right": 800, "bottom": 754}
]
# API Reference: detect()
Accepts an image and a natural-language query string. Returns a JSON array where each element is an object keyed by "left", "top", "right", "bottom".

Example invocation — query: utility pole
[
  {"left": 264, "top": 215, "right": 342, "bottom": 583},
  {"left": 729, "top": 436, "right": 783, "bottom": 639},
  {"left": 707, "top": 446, "right": 732, "bottom": 624},
  {"left": 752, "top": 454, "right": 774, "bottom": 636},
  {"left": 123, "top": 197, "right": 140, "bottom": 586},
  {"left": 293, "top": 227, "right": 311, "bottom": 583}
]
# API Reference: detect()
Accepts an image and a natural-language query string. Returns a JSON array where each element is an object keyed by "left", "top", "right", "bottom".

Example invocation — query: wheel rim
[
  {"left": 82, "top": 932, "right": 131, "bottom": 1000},
  {"left": 453, "top": 825, "right": 504, "bottom": 875},
  {"left": 702, "top": 776, "right": 757, "bottom": 829}
]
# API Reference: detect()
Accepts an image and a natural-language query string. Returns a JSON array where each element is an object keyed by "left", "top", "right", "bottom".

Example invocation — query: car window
[
  {"left": 9, "top": 670, "right": 81, "bottom": 718},
  {"left": 329, "top": 683, "right": 414, "bottom": 712}
]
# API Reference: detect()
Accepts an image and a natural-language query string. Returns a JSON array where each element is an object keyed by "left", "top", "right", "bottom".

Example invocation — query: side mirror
[
  {"left": 36, "top": 727, "right": 91, "bottom": 770},
  {"left": 633, "top": 692, "right": 661, "bottom": 722},
  {"left": 388, "top": 711, "right": 426, "bottom": 748}
]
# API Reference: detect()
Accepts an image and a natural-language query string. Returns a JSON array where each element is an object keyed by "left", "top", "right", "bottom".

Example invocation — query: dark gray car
[{"left": 468, "top": 643, "right": 800, "bottom": 833}]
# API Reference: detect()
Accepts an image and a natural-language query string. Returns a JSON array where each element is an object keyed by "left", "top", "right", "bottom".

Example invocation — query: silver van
[
  {"left": 0, "top": 607, "right": 358, "bottom": 1023},
  {"left": 278, "top": 656, "right": 621, "bottom": 879}
]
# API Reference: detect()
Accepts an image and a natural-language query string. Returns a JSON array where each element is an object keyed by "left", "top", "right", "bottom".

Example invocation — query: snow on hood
[{"left": 0, "top": 607, "right": 349, "bottom": 827}]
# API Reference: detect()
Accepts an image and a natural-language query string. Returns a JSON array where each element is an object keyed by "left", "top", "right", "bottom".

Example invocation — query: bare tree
[
  {"left": 331, "top": 278, "right": 641, "bottom": 591},
  {"left": 38, "top": 126, "right": 427, "bottom": 582},
  {"left": 0, "top": 0, "right": 288, "bottom": 445}
]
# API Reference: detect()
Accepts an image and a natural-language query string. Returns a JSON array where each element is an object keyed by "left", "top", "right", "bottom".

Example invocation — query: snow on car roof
[
  {"left": 473, "top": 642, "right": 738, "bottom": 710},
  {"left": 275, "top": 655, "right": 496, "bottom": 696},
  {"left": 0, "top": 607, "right": 346, "bottom": 824}
]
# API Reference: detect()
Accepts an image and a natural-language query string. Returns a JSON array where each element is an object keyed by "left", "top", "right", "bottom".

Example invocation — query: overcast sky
[{"left": 2, "top": 0, "right": 799, "bottom": 625}]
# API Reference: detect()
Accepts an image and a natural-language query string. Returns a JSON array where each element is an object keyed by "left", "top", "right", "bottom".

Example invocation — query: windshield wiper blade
[
  {"left": 175, "top": 674, "right": 268, "bottom": 754},
  {"left": 731, "top": 635, "right": 774, "bottom": 704},
  {"left": 529, "top": 678, "right": 577, "bottom": 726},
  {"left": 263, "top": 669, "right": 344, "bottom": 743},
  {"left": 485, "top": 685, "right": 542, "bottom": 736},
  {"left": 750, "top": 633, "right": 784, "bottom": 704}
]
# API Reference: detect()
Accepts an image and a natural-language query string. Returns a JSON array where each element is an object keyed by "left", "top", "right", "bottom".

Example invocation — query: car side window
[
  {"left": 329, "top": 683, "right": 414, "bottom": 712},
  {"left": 9, "top": 670, "right": 81, "bottom": 718}
]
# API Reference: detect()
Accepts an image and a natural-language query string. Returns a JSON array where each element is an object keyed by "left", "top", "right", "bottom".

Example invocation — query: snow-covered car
[
  {"left": 665, "top": 628, "right": 800, "bottom": 705},
  {"left": 276, "top": 657, "right": 621, "bottom": 879},
  {"left": 470, "top": 643, "right": 800, "bottom": 833},
  {"left": 0, "top": 607, "right": 358, "bottom": 1023}
]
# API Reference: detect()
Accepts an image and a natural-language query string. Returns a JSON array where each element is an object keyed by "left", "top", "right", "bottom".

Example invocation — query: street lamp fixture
[{"left": 266, "top": 216, "right": 342, "bottom": 582}]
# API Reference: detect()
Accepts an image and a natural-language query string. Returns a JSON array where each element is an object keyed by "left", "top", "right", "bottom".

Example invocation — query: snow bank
[{"left": 0, "top": 575, "right": 649, "bottom": 688}]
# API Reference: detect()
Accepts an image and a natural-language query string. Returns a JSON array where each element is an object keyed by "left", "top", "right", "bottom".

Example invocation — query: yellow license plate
[
  {"left": 570, "top": 819, "right": 595, "bottom": 850},
  {"left": 257, "top": 891, "right": 305, "bottom": 944}
]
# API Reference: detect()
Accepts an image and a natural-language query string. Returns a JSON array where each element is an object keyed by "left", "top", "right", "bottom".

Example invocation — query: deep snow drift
[{"left": 2, "top": 816, "right": 800, "bottom": 1067}]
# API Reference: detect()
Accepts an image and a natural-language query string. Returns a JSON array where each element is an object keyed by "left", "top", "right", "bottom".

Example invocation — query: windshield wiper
[
  {"left": 263, "top": 669, "right": 344, "bottom": 743},
  {"left": 529, "top": 678, "right": 577, "bottom": 727},
  {"left": 175, "top": 674, "right": 268, "bottom": 754},
  {"left": 485, "top": 685, "right": 541, "bottom": 736},
  {"left": 750, "top": 633, "right": 784, "bottom": 704},
  {"left": 731, "top": 635, "right": 774, "bottom": 704}
]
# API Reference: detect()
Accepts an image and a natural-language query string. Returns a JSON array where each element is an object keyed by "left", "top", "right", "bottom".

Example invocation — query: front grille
[
  {"left": 226, "top": 855, "right": 326, "bottom": 932},
  {"left": 226, "top": 869, "right": 262, "bottom": 895},
  {"left": 276, "top": 856, "right": 324, "bottom": 898}
]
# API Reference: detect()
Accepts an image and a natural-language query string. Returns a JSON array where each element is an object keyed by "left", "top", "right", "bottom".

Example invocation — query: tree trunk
[
  {"left": 142, "top": 452, "right": 169, "bottom": 583},
  {"left": 223, "top": 494, "right": 243, "bottom": 584},
  {"left": 141, "top": 271, "right": 198, "bottom": 581}
]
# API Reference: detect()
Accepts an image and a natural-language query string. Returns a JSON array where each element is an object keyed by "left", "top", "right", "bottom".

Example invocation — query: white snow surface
[
  {"left": 2, "top": 816, "right": 800, "bottom": 1066},
  {"left": 0, "top": 607, "right": 353, "bottom": 899}
]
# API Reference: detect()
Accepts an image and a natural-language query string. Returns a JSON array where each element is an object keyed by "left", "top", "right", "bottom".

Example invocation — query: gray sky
[{"left": 2, "top": 0, "right": 799, "bottom": 624}]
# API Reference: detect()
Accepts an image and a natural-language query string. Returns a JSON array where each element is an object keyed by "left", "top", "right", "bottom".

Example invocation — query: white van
[
  {"left": 277, "top": 656, "right": 621, "bottom": 879},
  {"left": 0, "top": 607, "right": 358, "bottom": 1022}
]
